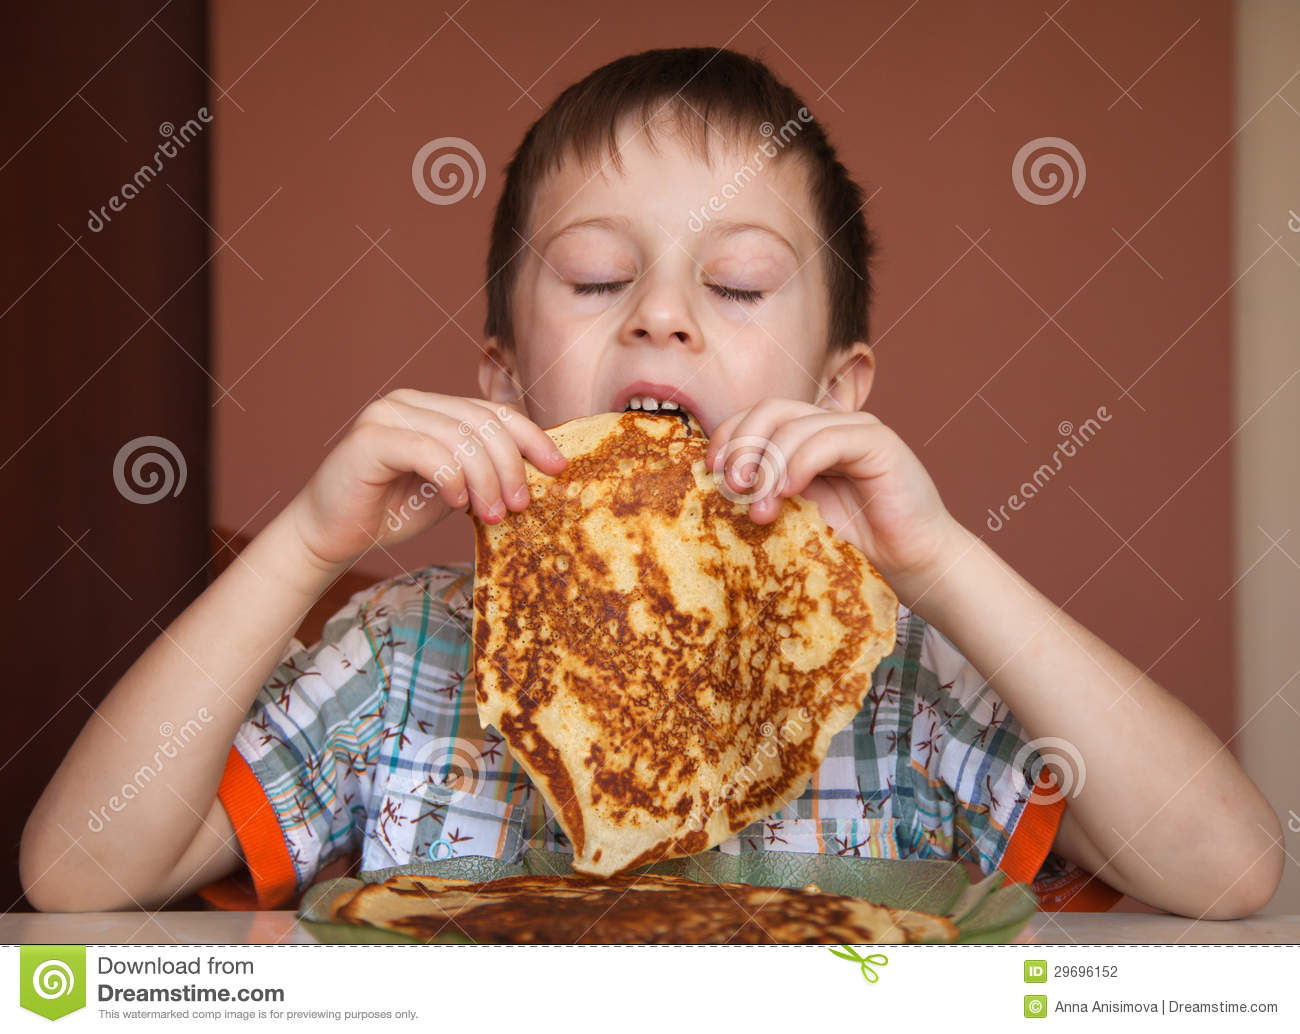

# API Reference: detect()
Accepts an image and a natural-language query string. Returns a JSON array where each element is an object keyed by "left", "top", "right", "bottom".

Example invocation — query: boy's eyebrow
[
  {"left": 541, "top": 215, "right": 635, "bottom": 249},
  {"left": 701, "top": 219, "right": 800, "bottom": 261},
  {"left": 541, "top": 215, "right": 800, "bottom": 261}
]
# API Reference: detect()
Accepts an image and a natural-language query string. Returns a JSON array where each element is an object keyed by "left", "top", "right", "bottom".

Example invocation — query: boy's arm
[
  {"left": 903, "top": 523, "right": 1284, "bottom": 920},
  {"left": 19, "top": 505, "right": 345, "bottom": 912}
]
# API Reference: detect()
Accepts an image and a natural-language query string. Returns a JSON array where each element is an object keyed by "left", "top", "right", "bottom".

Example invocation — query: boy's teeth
[{"left": 623, "top": 395, "right": 685, "bottom": 414}]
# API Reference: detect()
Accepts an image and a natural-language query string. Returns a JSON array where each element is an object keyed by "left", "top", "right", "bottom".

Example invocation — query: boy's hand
[
  {"left": 288, "top": 390, "right": 567, "bottom": 569},
  {"left": 705, "top": 399, "right": 963, "bottom": 605}
]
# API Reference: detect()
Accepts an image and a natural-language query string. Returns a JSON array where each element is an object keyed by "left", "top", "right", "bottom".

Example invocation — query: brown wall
[{"left": 211, "top": 0, "right": 1236, "bottom": 755}]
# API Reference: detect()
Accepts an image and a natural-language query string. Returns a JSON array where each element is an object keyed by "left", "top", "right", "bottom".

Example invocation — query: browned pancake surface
[
  {"left": 330, "top": 871, "right": 956, "bottom": 944},
  {"left": 473, "top": 412, "right": 898, "bottom": 875}
]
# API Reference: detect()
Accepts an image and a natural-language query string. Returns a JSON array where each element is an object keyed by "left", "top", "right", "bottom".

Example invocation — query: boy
[{"left": 21, "top": 47, "right": 1282, "bottom": 921}]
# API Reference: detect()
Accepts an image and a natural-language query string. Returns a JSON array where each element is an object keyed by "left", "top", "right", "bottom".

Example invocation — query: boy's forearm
[
  {"left": 908, "top": 522, "right": 1283, "bottom": 918},
  {"left": 20, "top": 504, "right": 348, "bottom": 911}
]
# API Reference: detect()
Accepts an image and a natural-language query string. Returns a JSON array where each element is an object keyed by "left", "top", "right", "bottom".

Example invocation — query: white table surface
[{"left": 3, "top": 910, "right": 1298, "bottom": 945}]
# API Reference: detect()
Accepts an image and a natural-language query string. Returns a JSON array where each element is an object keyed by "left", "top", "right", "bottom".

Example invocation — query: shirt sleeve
[
  {"left": 898, "top": 614, "right": 1124, "bottom": 913},
  {"left": 197, "top": 583, "right": 397, "bottom": 910}
]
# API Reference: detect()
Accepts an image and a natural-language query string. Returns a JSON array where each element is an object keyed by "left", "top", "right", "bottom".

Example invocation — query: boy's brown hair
[{"left": 485, "top": 46, "right": 876, "bottom": 355}]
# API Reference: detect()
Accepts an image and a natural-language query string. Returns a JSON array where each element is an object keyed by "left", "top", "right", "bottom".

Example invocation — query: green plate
[{"left": 298, "top": 848, "right": 1037, "bottom": 945}]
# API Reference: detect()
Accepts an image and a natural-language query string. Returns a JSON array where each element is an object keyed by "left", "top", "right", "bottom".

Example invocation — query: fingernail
[
  {"left": 487, "top": 502, "right": 505, "bottom": 521},
  {"left": 512, "top": 485, "right": 529, "bottom": 503}
]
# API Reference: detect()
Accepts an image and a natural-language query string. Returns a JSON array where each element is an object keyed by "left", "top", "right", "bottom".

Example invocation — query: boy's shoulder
[{"left": 318, "top": 562, "right": 475, "bottom": 647}]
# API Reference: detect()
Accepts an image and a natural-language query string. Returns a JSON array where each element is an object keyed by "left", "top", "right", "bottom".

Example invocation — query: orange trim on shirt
[
  {"left": 996, "top": 768, "right": 1122, "bottom": 912},
  {"left": 1034, "top": 865, "right": 1125, "bottom": 912},
  {"left": 196, "top": 746, "right": 298, "bottom": 911},
  {"left": 998, "top": 768, "right": 1067, "bottom": 885}
]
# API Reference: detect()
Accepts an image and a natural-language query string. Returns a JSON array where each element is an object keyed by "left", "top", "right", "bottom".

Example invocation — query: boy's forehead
[{"left": 527, "top": 120, "right": 818, "bottom": 251}]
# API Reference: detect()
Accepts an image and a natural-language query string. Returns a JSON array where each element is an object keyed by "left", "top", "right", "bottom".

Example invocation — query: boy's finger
[
  {"left": 712, "top": 400, "right": 814, "bottom": 475},
  {"left": 705, "top": 408, "right": 764, "bottom": 473},
  {"left": 449, "top": 431, "right": 510, "bottom": 523},
  {"left": 387, "top": 392, "right": 563, "bottom": 475},
  {"left": 762, "top": 413, "right": 851, "bottom": 490},
  {"left": 405, "top": 436, "right": 469, "bottom": 509},
  {"left": 396, "top": 409, "right": 507, "bottom": 522},
  {"left": 709, "top": 400, "right": 810, "bottom": 495},
  {"left": 469, "top": 415, "right": 533, "bottom": 512},
  {"left": 365, "top": 425, "right": 468, "bottom": 509},
  {"left": 467, "top": 400, "right": 567, "bottom": 475},
  {"left": 371, "top": 401, "right": 514, "bottom": 520},
  {"left": 775, "top": 421, "right": 890, "bottom": 498}
]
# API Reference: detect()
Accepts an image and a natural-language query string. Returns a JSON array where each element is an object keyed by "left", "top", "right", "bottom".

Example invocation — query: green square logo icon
[
  {"left": 1024, "top": 959, "right": 1047, "bottom": 982},
  {"left": 1024, "top": 994, "right": 1048, "bottom": 1019},
  {"left": 20, "top": 945, "right": 86, "bottom": 1020}
]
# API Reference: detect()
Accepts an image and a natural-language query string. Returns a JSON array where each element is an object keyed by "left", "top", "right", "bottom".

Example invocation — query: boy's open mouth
[
  {"left": 612, "top": 382, "right": 708, "bottom": 435},
  {"left": 624, "top": 398, "right": 697, "bottom": 435}
]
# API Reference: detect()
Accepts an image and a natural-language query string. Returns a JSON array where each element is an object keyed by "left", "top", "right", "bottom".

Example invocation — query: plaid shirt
[{"left": 198, "top": 564, "right": 1121, "bottom": 913}]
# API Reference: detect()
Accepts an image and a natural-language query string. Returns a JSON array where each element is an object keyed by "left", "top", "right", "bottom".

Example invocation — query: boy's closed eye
[
  {"left": 572, "top": 279, "right": 765, "bottom": 303},
  {"left": 544, "top": 219, "right": 792, "bottom": 309}
]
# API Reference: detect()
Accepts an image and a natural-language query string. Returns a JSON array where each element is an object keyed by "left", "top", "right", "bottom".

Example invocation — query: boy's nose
[{"left": 619, "top": 282, "right": 703, "bottom": 352}]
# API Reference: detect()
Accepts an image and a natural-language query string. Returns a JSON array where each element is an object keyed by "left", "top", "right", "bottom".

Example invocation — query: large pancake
[
  {"left": 329, "top": 871, "right": 956, "bottom": 944},
  {"left": 472, "top": 410, "right": 898, "bottom": 876}
]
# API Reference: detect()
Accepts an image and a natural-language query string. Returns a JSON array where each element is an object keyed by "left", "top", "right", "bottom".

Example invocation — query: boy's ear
[
  {"left": 478, "top": 338, "right": 524, "bottom": 406},
  {"left": 816, "top": 342, "right": 876, "bottom": 413}
]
